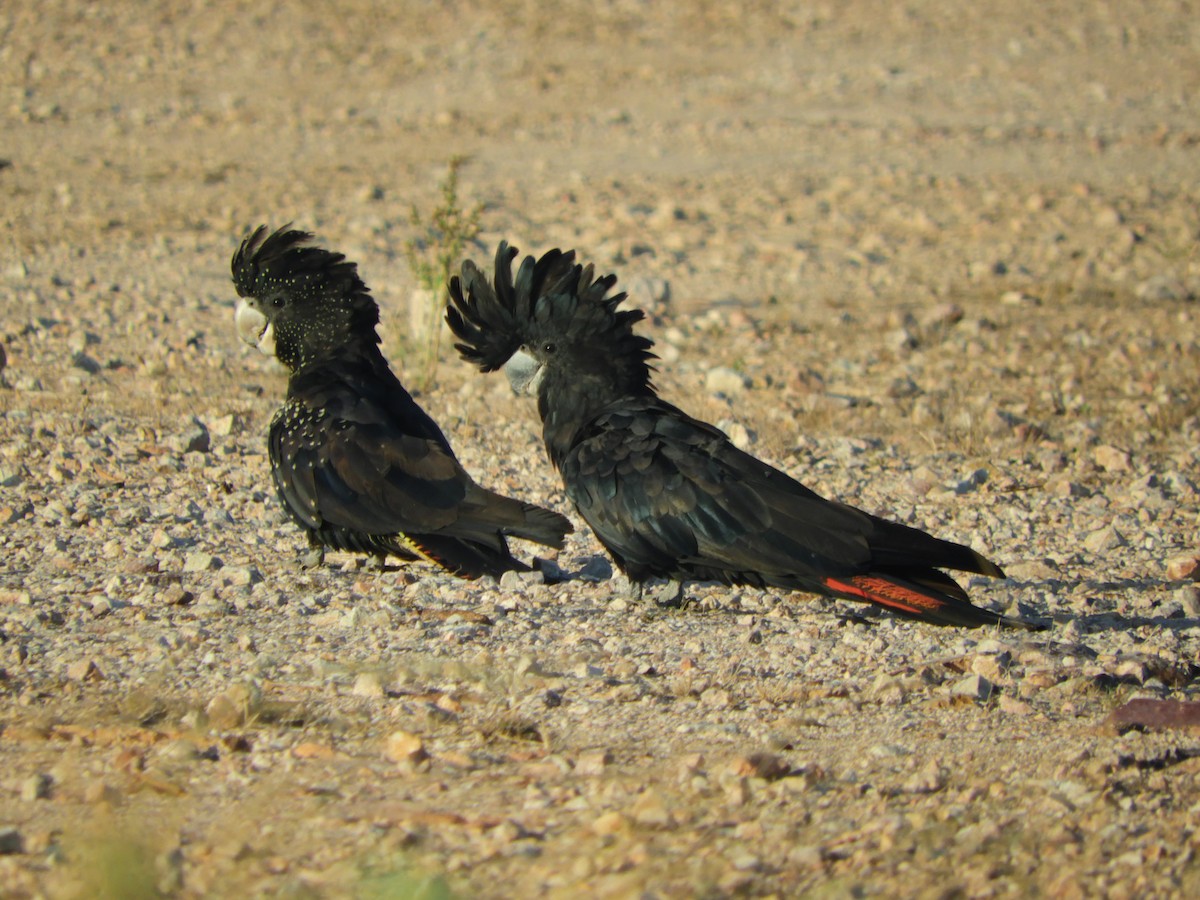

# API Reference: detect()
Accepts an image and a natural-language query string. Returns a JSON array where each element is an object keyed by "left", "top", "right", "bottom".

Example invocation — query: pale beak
[
  {"left": 504, "top": 348, "right": 544, "bottom": 396},
  {"left": 235, "top": 300, "right": 276, "bottom": 357}
]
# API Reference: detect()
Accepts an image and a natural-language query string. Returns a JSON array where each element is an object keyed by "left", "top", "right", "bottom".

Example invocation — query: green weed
[{"left": 403, "top": 156, "right": 483, "bottom": 390}]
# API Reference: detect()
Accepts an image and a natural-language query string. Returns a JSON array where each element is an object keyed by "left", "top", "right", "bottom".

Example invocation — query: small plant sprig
[{"left": 403, "top": 155, "right": 482, "bottom": 389}]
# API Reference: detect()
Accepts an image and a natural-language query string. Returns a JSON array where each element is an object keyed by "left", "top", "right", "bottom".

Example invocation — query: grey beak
[
  {"left": 234, "top": 300, "right": 276, "bottom": 357},
  {"left": 504, "top": 348, "right": 543, "bottom": 396}
]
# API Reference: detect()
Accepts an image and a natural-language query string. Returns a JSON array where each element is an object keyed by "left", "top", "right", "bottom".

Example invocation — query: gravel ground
[{"left": 2, "top": 1, "right": 1200, "bottom": 896}]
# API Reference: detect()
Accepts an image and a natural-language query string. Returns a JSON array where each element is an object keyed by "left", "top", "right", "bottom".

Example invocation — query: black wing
[
  {"left": 562, "top": 397, "right": 1026, "bottom": 628},
  {"left": 270, "top": 397, "right": 474, "bottom": 537},
  {"left": 270, "top": 360, "right": 571, "bottom": 574},
  {"left": 562, "top": 398, "right": 875, "bottom": 583}
]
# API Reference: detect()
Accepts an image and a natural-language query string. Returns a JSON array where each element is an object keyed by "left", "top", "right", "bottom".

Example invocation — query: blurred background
[{"left": 3, "top": 0, "right": 1196, "bottom": 301}]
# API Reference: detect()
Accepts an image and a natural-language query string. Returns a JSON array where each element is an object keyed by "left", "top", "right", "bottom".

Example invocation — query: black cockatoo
[
  {"left": 231, "top": 225, "right": 571, "bottom": 578},
  {"left": 446, "top": 242, "right": 1038, "bottom": 628}
]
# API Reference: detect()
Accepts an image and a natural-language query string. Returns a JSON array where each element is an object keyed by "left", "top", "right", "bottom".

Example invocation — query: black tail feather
[
  {"left": 501, "top": 500, "right": 573, "bottom": 548},
  {"left": 868, "top": 517, "right": 1007, "bottom": 580}
]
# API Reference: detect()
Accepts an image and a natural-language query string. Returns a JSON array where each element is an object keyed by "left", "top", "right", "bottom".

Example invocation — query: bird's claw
[
  {"left": 622, "top": 578, "right": 685, "bottom": 608},
  {"left": 300, "top": 543, "right": 325, "bottom": 570},
  {"left": 650, "top": 579, "right": 685, "bottom": 608}
]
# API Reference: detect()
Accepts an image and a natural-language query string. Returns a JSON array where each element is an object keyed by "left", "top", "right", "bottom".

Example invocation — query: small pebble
[
  {"left": 1165, "top": 555, "right": 1200, "bottom": 582},
  {"left": 66, "top": 659, "right": 102, "bottom": 682},
  {"left": 351, "top": 671, "right": 385, "bottom": 698},
  {"left": 950, "top": 673, "right": 994, "bottom": 701},
  {"left": 705, "top": 366, "right": 750, "bottom": 397},
  {"left": 0, "top": 827, "right": 23, "bottom": 855},
  {"left": 385, "top": 730, "right": 429, "bottom": 770},
  {"left": 19, "top": 774, "right": 52, "bottom": 802}
]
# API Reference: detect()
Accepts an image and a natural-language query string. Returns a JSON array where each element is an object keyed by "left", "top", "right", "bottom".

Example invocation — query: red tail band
[{"left": 823, "top": 575, "right": 943, "bottom": 615}]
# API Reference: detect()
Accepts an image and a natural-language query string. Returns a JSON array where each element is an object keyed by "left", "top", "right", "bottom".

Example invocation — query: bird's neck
[
  {"left": 287, "top": 334, "right": 383, "bottom": 372},
  {"left": 537, "top": 371, "right": 652, "bottom": 469}
]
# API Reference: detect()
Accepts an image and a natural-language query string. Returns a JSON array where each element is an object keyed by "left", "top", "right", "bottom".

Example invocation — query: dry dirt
[{"left": 2, "top": 1, "right": 1200, "bottom": 897}]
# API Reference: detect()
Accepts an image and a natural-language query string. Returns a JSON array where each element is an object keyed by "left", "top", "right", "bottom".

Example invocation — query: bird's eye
[
  {"left": 542, "top": 342, "right": 557, "bottom": 355},
  {"left": 272, "top": 296, "right": 286, "bottom": 309}
]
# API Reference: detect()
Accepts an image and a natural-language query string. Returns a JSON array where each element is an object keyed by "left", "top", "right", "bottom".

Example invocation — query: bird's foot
[
  {"left": 622, "top": 578, "right": 685, "bottom": 608},
  {"left": 531, "top": 557, "right": 567, "bottom": 585},
  {"left": 300, "top": 542, "right": 325, "bottom": 570},
  {"left": 650, "top": 579, "right": 685, "bottom": 608},
  {"left": 367, "top": 552, "right": 389, "bottom": 572}
]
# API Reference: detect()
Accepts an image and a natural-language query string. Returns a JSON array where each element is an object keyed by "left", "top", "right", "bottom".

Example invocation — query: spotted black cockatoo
[{"left": 232, "top": 226, "right": 571, "bottom": 578}]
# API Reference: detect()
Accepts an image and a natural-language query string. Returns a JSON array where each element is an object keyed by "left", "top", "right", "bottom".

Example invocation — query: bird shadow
[
  {"left": 1006, "top": 574, "right": 1200, "bottom": 635},
  {"left": 543, "top": 564, "right": 1200, "bottom": 638}
]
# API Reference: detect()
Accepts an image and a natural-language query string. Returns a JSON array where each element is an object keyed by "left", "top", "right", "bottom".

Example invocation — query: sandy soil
[{"left": 2, "top": 1, "right": 1200, "bottom": 896}]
